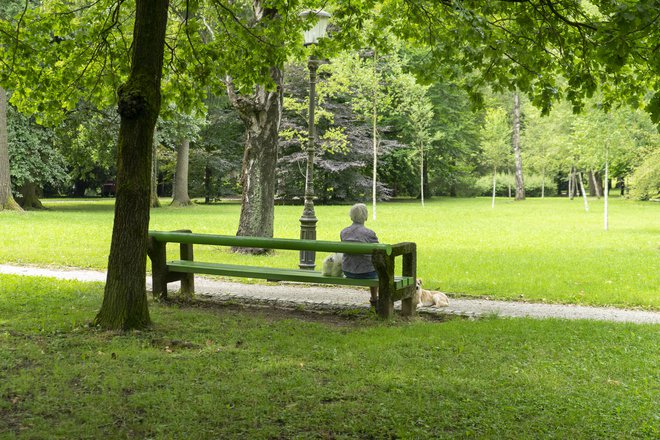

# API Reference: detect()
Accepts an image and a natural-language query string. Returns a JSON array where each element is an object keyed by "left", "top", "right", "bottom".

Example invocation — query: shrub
[
  {"left": 629, "top": 150, "right": 660, "bottom": 201},
  {"left": 476, "top": 173, "right": 557, "bottom": 197}
]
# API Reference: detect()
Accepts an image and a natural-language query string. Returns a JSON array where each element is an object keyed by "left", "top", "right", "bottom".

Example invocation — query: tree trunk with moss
[
  {"left": 94, "top": 0, "right": 169, "bottom": 330},
  {"left": 19, "top": 182, "right": 45, "bottom": 210},
  {"left": 171, "top": 137, "right": 192, "bottom": 207},
  {"left": 0, "top": 86, "right": 21, "bottom": 211},
  {"left": 226, "top": 67, "right": 282, "bottom": 253}
]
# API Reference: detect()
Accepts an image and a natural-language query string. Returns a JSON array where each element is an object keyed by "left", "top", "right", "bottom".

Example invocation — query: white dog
[
  {"left": 415, "top": 279, "right": 449, "bottom": 308},
  {"left": 321, "top": 253, "right": 343, "bottom": 277}
]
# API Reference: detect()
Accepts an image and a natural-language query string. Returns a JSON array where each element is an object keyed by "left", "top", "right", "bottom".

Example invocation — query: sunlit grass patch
[{"left": 0, "top": 196, "right": 658, "bottom": 308}]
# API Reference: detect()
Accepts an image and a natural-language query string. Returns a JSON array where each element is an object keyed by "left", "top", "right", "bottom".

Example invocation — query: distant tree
[
  {"left": 480, "top": 107, "right": 511, "bottom": 208},
  {"left": 7, "top": 102, "right": 68, "bottom": 208},
  {"left": 157, "top": 107, "right": 204, "bottom": 207},
  {"left": 279, "top": 59, "right": 380, "bottom": 204},
  {"left": 53, "top": 104, "right": 118, "bottom": 197},
  {"left": 630, "top": 150, "right": 660, "bottom": 201},
  {"left": 522, "top": 101, "right": 573, "bottom": 198},
  {"left": 394, "top": 73, "right": 435, "bottom": 206},
  {"left": 512, "top": 93, "right": 525, "bottom": 200},
  {"left": 194, "top": 93, "right": 244, "bottom": 202}
]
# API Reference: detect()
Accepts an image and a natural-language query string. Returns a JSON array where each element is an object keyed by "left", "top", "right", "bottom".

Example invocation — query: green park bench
[{"left": 147, "top": 230, "right": 417, "bottom": 318}]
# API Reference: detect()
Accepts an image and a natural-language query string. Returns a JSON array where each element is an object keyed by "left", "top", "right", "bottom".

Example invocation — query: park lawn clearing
[
  {"left": 0, "top": 197, "right": 658, "bottom": 309},
  {"left": 1, "top": 275, "right": 658, "bottom": 439}
]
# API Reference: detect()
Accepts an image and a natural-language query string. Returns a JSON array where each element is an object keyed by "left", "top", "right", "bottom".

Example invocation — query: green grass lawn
[
  {"left": 0, "top": 196, "right": 658, "bottom": 308},
  {"left": 1, "top": 275, "right": 658, "bottom": 439}
]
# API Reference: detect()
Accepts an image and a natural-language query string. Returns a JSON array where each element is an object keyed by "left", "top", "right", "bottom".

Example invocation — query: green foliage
[
  {"left": 7, "top": 102, "right": 68, "bottom": 192},
  {"left": 381, "top": 0, "right": 660, "bottom": 124},
  {"left": 1, "top": 274, "right": 659, "bottom": 438},
  {"left": 480, "top": 106, "right": 511, "bottom": 171},
  {"left": 475, "top": 173, "right": 558, "bottom": 198},
  {"left": 629, "top": 149, "right": 660, "bottom": 201},
  {"left": 52, "top": 104, "right": 118, "bottom": 194}
]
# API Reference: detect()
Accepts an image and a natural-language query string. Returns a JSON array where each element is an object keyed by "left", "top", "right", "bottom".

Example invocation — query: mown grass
[
  {"left": 0, "top": 196, "right": 658, "bottom": 308},
  {"left": 1, "top": 275, "right": 658, "bottom": 439}
]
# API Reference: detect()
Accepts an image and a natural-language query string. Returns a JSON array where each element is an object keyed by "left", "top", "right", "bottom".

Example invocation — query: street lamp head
[{"left": 300, "top": 9, "right": 331, "bottom": 46}]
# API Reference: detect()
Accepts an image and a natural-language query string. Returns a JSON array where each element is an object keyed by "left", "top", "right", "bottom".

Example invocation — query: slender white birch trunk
[
  {"left": 541, "top": 168, "right": 545, "bottom": 199},
  {"left": 578, "top": 171, "right": 589, "bottom": 212},
  {"left": 512, "top": 93, "right": 525, "bottom": 200}
]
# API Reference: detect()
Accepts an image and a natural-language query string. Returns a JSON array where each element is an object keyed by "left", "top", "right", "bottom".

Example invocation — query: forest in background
[{"left": 5, "top": 49, "right": 660, "bottom": 207}]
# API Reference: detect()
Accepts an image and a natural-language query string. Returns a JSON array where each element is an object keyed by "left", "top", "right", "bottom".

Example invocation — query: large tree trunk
[
  {"left": 226, "top": 67, "right": 282, "bottom": 253},
  {"left": 94, "top": 0, "right": 169, "bottom": 330},
  {"left": 0, "top": 86, "right": 21, "bottom": 211},
  {"left": 171, "top": 137, "right": 193, "bottom": 207},
  {"left": 512, "top": 93, "right": 525, "bottom": 200},
  {"left": 19, "top": 182, "right": 45, "bottom": 210}
]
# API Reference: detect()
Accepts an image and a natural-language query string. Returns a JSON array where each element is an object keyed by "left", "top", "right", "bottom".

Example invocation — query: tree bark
[
  {"left": 226, "top": 68, "right": 282, "bottom": 253},
  {"left": 19, "top": 182, "right": 45, "bottom": 210},
  {"left": 94, "top": 0, "right": 169, "bottom": 330},
  {"left": 0, "top": 86, "right": 21, "bottom": 211},
  {"left": 372, "top": 50, "right": 378, "bottom": 220},
  {"left": 171, "top": 137, "right": 193, "bottom": 207},
  {"left": 590, "top": 170, "right": 602, "bottom": 198},
  {"left": 578, "top": 171, "right": 589, "bottom": 212},
  {"left": 150, "top": 129, "right": 161, "bottom": 208},
  {"left": 512, "top": 93, "right": 525, "bottom": 200}
]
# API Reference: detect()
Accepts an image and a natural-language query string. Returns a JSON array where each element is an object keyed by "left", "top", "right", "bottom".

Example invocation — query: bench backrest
[{"left": 148, "top": 231, "right": 393, "bottom": 255}]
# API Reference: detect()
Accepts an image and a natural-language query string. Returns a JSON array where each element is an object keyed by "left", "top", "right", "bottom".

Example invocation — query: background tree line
[{"left": 3, "top": 50, "right": 658, "bottom": 208}]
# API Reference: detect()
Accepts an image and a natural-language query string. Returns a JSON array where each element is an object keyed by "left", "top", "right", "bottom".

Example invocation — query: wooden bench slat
[
  {"left": 149, "top": 231, "right": 393, "bottom": 255},
  {"left": 167, "top": 260, "right": 414, "bottom": 290}
]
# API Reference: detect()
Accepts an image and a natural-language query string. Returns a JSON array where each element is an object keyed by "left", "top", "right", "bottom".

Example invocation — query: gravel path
[{"left": 1, "top": 264, "right": 658, "bottom": 324}]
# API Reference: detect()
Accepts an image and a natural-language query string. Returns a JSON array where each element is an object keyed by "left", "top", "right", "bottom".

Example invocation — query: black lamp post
[{"left": 299, "top": 10, "right": 330, "bottom": 270}]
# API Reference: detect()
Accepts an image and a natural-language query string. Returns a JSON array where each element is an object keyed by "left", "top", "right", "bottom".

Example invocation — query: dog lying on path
[{"left": 415, "top": 279, "right": 449, "bottom": 308}]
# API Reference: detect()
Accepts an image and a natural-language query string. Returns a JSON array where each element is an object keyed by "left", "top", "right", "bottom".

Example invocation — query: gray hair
[{"left": 349, "top": 203, "right": 368, "bottom": 224}]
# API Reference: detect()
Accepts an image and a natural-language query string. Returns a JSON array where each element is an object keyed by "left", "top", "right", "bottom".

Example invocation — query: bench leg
[
  {"left": 401, "top": 244, "right": 417, "bottom": 317},
  {"left": 401, "top": 287, "right": 417, "bottom": 317},
  {"left": 401, "top": 295, "right": 415, "bottom": 317},
  {"left": 148, "top": 238, "right": 168, "bottom": 300},
  {"left": 373, "top": 250, "right": 395, "bottom": 319},
  {"left": 179, "top": 242, "right": 195, "bottom": 298}
]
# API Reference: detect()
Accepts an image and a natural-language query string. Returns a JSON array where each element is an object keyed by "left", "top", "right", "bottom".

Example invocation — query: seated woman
[{"left": 340, "top": 203, "right": 379, "bottom": 308}]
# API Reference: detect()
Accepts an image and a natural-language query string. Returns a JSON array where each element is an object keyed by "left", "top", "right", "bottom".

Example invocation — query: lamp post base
[{"left": 299, "top": 210, "right": 318, "bottom": 270}]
